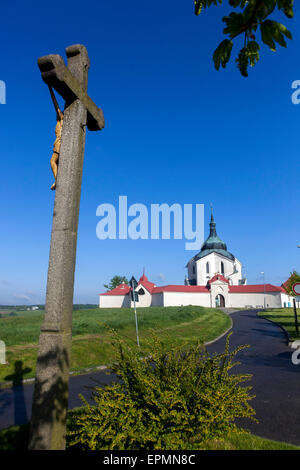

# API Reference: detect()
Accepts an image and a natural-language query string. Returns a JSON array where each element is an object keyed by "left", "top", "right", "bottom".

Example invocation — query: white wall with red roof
[{"left": 99, "top": 274, "right": 293, "bottom": 309}]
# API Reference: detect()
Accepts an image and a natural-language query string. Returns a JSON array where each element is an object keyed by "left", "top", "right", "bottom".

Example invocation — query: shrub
[{"left": 67, "top": 331, "right": 257, "bottom": 450}]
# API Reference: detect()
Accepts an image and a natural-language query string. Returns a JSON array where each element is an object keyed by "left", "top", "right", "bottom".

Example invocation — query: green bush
[{"left": 67, "top": 331, "right": 257, "bottom": 450}]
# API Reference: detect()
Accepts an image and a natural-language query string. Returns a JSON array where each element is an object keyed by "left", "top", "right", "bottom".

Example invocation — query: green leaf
[
  {"left": 277, "top": 0, "right": 294, "bottom": 19},
  {"left": 260, "top": 20, "right": 292, "bottom": 51},
  {"left": 236, "top": 47, "right": 249, "bottom": 77},
  {"left": 223, "top": 12, "right": 247, "bottom": 38},
  {"left": 213, "top": 39, "right": 233, "bottom": 70},
  {"left": 246, "top": 40, "right": 260, "bottom": 67},
  {"left": 194, "top": 1, "right": 203, "bottom": 15},
  {"left": 194, "top": 0, "right": 222, "bottom": 15}
]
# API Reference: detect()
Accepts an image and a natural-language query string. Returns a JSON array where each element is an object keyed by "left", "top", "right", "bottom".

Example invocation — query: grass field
[
  {"left": 259, "top": 308, "right": 300, "bottom": 341},
  {"left": 0, "top": 305, "right": 231, "bottom": 384}
]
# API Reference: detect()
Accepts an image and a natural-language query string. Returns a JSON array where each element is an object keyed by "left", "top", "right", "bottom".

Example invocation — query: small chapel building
[{"left": 99, "top": 213, "right": 293, "bottom": 309}]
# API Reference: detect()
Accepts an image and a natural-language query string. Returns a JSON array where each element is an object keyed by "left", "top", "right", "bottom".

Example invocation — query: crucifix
[{"left": 28, "top": 44, "right": 104, "bottom": 450}]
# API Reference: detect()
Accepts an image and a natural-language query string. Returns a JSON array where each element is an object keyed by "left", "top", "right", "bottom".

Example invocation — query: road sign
[
  {"left": 130, "top": 290, "right": 139, "bottom": 302},
  {"left": 129, "top": 276, "right": 138, "bottom": 289},
  {"left": 292, "top": 283, "right": 300, "bottom": 295}
]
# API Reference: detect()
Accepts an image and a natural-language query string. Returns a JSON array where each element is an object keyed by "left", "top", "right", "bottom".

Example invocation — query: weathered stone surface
[
  {"left": 29, "top": 44, "right": 104, "bottom": 450},
  {"left": 38, "top": 47, "right": 104, "bottom": 131}
]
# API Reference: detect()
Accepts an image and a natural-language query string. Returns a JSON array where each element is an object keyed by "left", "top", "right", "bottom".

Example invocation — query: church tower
[{"left": 186, "top": 210, "right": 246, "bottom": 286}]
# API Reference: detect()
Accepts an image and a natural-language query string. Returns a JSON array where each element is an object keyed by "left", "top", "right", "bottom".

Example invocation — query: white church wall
[
  {"left": 227, "top": 258, "right": 243, "bottom": 285},
  {"left": 194, "top": 253, "right": 243, "bottom": 286},
  {"left": 162, "top": 292, "right": 211, "bottom": 307},
  {"left": 134, "top": 285, "right": 152, "bottom": 308},
  {"left": 99, "top": 294, "right": 131, "bottom": 308},
  {"left": 229, "top": 292, "right": 282, "bottom": 308},
  {"left": 196, "top": 253, "right": 215, "bottom": 285}
]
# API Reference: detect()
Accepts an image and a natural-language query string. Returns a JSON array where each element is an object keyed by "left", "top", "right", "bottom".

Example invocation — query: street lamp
[{"left": 261, "top": 271, "right": 266, "bottom": 309}]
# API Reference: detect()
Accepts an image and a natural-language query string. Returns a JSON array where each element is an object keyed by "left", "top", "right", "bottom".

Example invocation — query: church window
[
  {"left": 206, "top": 262, "right": 210, "bottom": 274},
  {"left": 221, "top": 262, "right": 224, "bottom": 275}
]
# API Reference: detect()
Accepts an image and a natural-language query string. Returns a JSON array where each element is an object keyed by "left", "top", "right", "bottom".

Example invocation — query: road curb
[{"left": 204, "top": 315, "right": 233, "bottom": 347}]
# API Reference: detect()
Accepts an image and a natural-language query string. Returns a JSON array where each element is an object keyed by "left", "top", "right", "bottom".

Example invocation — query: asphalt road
[{"left": 0, "top": 309, "right": 299, "bottom": 446}]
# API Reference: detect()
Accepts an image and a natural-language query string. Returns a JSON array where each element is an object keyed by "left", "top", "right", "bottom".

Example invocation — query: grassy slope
[
  {"left": 0, "top": 306, "right": 230, "bottom": 383},
  {"left": 259, "top": 308, "right": 300, "bottom": 341}
]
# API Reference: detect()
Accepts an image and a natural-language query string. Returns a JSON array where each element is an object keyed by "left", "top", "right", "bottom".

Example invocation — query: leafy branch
[{"left": 194, "top": 0, "right": 294, "bottom": 76}]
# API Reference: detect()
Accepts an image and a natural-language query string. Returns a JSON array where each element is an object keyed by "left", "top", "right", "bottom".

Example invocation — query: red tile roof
[
  {"left": 229, "top": 284, "right": 286, "bottom": 293},
  {"left": 99, "top": 276, "right": 286, "bottom": 297},
  {"left": 152, "top": 285, "right": 210, "bottom": 293},
  {"left": 100, "top": 283, "right": 130, "bottom": 296},
  {"left": 208, "top": 274, "right": 229, "bottom": 284},
  {"left": 138, "top": 281, "right": 156, "bottom": 293},
  {"left": 137, "top": 274, "right": 156, "bottom": 293}
]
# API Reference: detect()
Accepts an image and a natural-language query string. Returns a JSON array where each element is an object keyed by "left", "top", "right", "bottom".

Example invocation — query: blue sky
[{"left": 0, "top": 1, "right": 299, "bottom": 304}]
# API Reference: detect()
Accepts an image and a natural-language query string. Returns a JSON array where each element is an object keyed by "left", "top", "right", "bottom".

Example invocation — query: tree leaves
[
  {"left": 261, "top": 19, "right": 292, "bottom": 51},
  {"left": 104, "top": 275, "right": 129, "bottom": 291},
  {"left": 194, "top": 0, "right": 223, "bottom": 15},
  {"left": 223, "top": 12, "right": 248, "bottom": 38},
  {"left": 236, "top": 41, "right": 260, "bottom": 77},
  {"left": 195, "top": 0, "right": 294, "bottom": 77},
  {"left": 213, "top": 39, "right": 234, "bottom": 70}
]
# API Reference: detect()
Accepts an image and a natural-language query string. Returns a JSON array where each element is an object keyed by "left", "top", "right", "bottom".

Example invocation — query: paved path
[{"left": 0, "top": 310, "right": 299, "bottom": 446}]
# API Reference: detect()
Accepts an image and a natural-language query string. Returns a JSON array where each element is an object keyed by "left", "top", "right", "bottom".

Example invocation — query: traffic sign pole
[
  {"left": 292, "top": 283, "right": 300, "bottom": 335},
  {"left": 133, "top": 293, "right": 140, "bottom": 347},
  {"left": 293, "top": 298, "right": 299, "bottom": 335},
  {"left": 130, "top": 276, "right": 140, "bottom": 347}
]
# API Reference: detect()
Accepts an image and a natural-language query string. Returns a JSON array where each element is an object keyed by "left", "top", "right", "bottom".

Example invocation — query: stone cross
[{"left": 28, "top": 44, "right": 104, "bottom": 450}]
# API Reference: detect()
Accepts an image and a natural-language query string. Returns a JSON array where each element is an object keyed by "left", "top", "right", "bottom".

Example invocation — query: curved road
[{"left": 0, "top": 309, "right": 299, "bottom": 446}]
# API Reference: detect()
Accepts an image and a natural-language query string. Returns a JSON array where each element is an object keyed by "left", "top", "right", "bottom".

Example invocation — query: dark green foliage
[
  {"left": 194, "top": 0, "right": 294, "bottom": 76},
  {"left": 0, "top": 424, "right": 30, "bottom": 450},
  {"left": 283, "top": 270, "right": 300, "bottom": 296},
  {"left": 104, "top": 276, "right": 129, "bottom": 291},
  {"left": 236, "top": 40, "right": 260, "bottom": 76},
  {"left": 213, "top": 39, "right": 234, "bottom": 69},
  {"left": 67, "top": 331, "right": 257, "bottom": 450},
  {"left": 72, "top": 304, "right": 99, "bottom": 310}
]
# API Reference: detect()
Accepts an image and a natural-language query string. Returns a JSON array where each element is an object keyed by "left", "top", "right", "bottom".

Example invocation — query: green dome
[{"left": 194, "top": 213, "right": 235, "bottom": 262}]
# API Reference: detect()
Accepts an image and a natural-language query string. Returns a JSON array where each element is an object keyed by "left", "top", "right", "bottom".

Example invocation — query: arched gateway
[{"left": 215, "top": 294, "right": 225, "bottom": 307}]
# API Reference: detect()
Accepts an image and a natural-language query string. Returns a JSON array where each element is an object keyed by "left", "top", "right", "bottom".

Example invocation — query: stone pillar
[{"left": 28, "top": 45, "right": 89, "bottom": 450}]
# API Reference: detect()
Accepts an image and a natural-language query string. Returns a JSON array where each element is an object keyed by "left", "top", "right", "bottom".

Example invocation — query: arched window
[
  {"left": 221, "top": 262, "right": 224, "bottom": 275},
  {"left": 206, "top": 262, "right": 210, "bottom": 274},
  {"left": 192, "top": 265, "right": 195, "bottom": 275}
]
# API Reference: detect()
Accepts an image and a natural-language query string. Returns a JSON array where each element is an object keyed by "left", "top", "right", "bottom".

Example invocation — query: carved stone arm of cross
[{"left": 37, "top": 46, "right": 104, "bottom": 131}]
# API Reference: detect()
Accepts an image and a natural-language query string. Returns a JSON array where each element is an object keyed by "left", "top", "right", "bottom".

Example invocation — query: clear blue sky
[{"left": 1, "top": 1, "right": 299, "bottom": 304}]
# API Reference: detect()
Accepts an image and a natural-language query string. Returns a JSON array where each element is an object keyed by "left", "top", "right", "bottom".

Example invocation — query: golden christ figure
[{"left": 49, "top": 86, "right": 64, "bottom": 190}]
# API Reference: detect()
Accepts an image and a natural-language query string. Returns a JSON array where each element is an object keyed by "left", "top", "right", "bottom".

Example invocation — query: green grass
[
  {"left": 0, "top": 305, "right": 231, "bottom": 384},
  {"left": 0, "top": 417, "right": 298, "bottom": 451},
  {"left": 259, "top": 308, "right": 300, "bottom": 341},
  {"left": 195, "top": 432, "right": 299, "bottom": 450}
]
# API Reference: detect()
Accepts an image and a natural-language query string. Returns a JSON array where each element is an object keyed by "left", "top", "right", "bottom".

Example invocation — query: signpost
[
  {"left": 292, "top": 284, "right": 300, "bottom": 335},
  {"left": 129, "top": 276, "right": 140, "bottom": 346}
]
